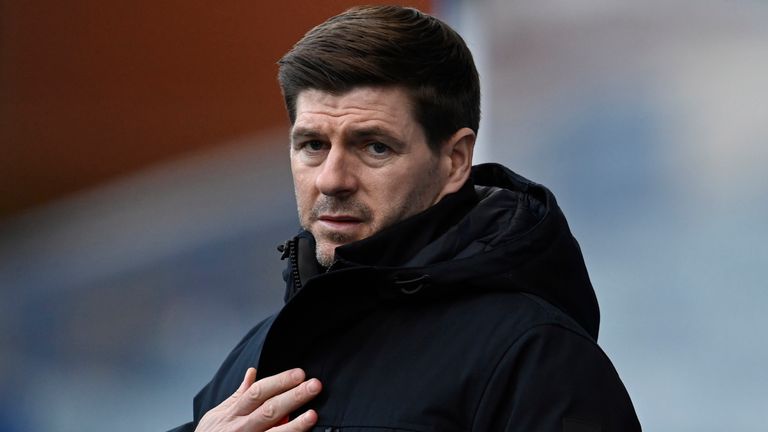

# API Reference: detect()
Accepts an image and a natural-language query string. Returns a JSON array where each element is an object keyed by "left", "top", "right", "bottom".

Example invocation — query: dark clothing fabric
[{"left": 170, "top": 163, "right": 640, "bottom": 431}]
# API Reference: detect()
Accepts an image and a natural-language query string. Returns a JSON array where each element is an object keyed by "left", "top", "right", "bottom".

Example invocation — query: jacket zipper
[{"left": 278, "top": 239, "right": 303, "bottom": 294}]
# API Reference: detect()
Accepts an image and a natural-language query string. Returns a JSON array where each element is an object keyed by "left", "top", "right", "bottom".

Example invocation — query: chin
[{"left": 316, "top": 247, "right": 336, "bottom": 267}]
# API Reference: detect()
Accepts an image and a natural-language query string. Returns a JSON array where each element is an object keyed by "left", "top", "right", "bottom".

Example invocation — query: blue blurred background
[{"left": 1, "top": 1, "right": 766, "bottom": 430}]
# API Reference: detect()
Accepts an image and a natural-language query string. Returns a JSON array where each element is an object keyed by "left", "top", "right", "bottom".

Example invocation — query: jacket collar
[
  {"left": 280, "top": 163, "right": 601, "bottom": 340},
  {"left": 280, "top": 179, "right": 477, "bottom": 301},
  {"left": 333, "top": 179, "right": 479, "bottom": 268}
]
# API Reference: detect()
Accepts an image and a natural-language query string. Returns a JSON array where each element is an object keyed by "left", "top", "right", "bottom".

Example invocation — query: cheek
[
  {"left": 384, "top": 165, "right": 441, "bottom": 211},
  {"left": 368, "top": 173, "right": 410, "bottom": 209},
  {"left": 292, "top": 170, "right": 314, "bottom": 198},
  {"left": 292, "top": 175, "right": 314, "bottom": 219}
]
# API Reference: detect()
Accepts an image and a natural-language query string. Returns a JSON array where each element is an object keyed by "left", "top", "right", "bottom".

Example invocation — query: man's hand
[{"left": 195, "top": 367, "right": 322, "bottom": 432}]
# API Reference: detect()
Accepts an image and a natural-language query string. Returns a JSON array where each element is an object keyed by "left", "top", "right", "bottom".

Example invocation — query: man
[{"left": 172, "top": 5, "right": 640, "bottom": 432}]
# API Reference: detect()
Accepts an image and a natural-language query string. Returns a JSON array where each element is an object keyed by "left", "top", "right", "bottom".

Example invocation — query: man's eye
[
  {"left": 303, "top": 140, "right": 325, "bottom": 151},
  {"left": 366, "top": 142, "right": 391, "bottom": 155}
]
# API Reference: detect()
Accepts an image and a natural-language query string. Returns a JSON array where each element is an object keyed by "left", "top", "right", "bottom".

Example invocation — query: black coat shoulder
[{"left": 473, "top": 320, "right": 640, "bottom": 431}]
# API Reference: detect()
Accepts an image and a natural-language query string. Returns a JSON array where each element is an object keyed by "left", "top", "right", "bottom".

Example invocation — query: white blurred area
[
  {"left": 442, "top": 0, "right": 768, "bottom": 430},
  {"left": 1, "top": 1, "right": 767, "bottom": 431}
]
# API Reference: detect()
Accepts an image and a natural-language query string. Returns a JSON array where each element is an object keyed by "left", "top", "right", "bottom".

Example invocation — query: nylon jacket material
[{"left": 170, "top": 163, "right": 640, "bottom": 432}]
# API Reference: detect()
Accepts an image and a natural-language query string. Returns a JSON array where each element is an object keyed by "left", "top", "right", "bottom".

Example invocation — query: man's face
[{"left": 290, "top": 86, "right": 449, "bottom": 266}]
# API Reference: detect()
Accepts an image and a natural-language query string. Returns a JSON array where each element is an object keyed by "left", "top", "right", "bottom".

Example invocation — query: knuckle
[
  {"left": 293, "top": 384, "right": 307, "bottom": 403},
  {"left": 260, "top": 401, "right": 277, "bottom": 420},
  {"left": 247, "top": 382, "right": 263, "bottom": 402},
  {"left": 282, "top": 368, "right": 303, "bottom": 388},
  {"left": 280, "top": 373, "right": 290, "bottom": 388},
  {"left": 281, "top": 370, "right": 296, "bottom": 387}
]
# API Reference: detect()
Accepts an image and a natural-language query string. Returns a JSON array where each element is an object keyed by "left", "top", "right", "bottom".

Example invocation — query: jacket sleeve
[{"left": 472, "top": 324, "right": 641, "bottom": 431}]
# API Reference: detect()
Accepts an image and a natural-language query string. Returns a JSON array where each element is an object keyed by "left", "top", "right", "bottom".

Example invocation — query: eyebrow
[
  {"left": 349, "top": 126, "right": 395, "bottom": 139},
  {"left": 290, "top": 127, "right": 323, "bottom": 142},
  {"left": 348, "top": 127, "right": 406, "bottom": 148},
  {"left": 291, "top": 126, "right": 406, "bottom": 148}
]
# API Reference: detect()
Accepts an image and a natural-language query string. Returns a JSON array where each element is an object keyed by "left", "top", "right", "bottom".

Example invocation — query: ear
[{"left": 436, "top": 127, "right": 476, "bottom": 200}]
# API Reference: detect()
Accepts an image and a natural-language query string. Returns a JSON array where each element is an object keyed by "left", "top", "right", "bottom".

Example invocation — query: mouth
[{"left": 316, "top": 215, "right": 364, "bottom": 231}]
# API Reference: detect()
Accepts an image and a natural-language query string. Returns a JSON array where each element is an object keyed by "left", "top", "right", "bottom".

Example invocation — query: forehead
[{"left": 293, "top": 86, "right": 420, "bottom": 137}]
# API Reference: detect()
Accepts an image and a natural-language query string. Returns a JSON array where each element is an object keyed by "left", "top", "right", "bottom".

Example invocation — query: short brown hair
[{"left": 277, "top": 5, "right": 480, "bottom": 151}]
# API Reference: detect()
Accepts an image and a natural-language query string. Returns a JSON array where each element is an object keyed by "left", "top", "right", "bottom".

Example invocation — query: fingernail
[{"left": 307, "top": 379, "right": 321, "bottom": 394}]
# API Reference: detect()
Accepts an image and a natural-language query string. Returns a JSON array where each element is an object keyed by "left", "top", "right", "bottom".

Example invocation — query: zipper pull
[{"left": 277, "top": 240, "right": 291, "bottom": 260}]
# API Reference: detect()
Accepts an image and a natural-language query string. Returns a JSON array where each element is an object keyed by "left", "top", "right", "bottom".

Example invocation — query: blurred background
[{"left": 1, "top": 0, "right": 766, "bottom": 430}]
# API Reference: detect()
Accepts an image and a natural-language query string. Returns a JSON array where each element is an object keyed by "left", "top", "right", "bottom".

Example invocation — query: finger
[
  {"left": 245, "top": 378, "right": 322, "bottom": 429},
  {"left": 239, "top": 368, "right": 257, "bottom": 392},
  {"left": 232, "top": 368, "right": 307, "bottom": 416},
  {"left": 269, "top": 409, "right": 318, "bottom": 432},
  {"left": 218, "top": 367, "right": 257, "bottom": 410}
]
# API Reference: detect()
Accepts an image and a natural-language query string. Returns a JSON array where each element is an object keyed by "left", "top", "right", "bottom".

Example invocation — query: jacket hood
[{"left": 281, "top": 163, "right": 600, "bottom": 339}]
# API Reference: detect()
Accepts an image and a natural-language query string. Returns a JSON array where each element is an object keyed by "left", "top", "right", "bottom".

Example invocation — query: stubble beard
[
  {"left": 306, "top": 196, "right": 372, "bottom": 267},
  {"left": 300, "top": 160, "right": 443, "bottom": 267}
]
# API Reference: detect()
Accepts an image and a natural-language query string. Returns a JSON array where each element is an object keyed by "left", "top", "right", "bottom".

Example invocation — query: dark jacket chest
[{"left": 253, "top": 292, "right": 553, "bottom": 431}]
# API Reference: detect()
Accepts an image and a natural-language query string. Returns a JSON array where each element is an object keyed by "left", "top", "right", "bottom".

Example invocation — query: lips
[
  {"left": 319, "top": 214, "right": 361, "bottom": 222},
  {"left": 316, "top": 215, "right": 364, "bottom": 232}
]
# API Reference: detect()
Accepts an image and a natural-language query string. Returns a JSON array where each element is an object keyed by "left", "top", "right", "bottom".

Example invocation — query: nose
[{"left": 315, "top": 145, "right": 358, "bottom": 197}]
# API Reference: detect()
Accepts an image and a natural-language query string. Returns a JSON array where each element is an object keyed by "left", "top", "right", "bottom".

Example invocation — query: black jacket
[{"left": 172, "top": 163, "right": 640, "bottom": 431}]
